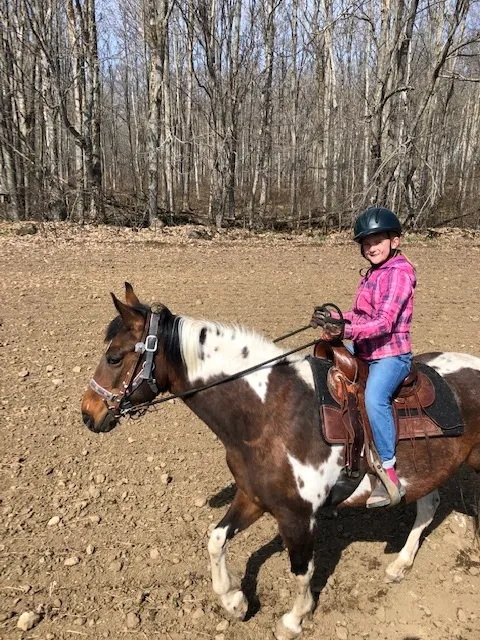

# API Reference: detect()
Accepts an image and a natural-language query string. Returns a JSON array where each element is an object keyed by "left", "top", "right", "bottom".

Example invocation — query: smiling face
[{"left": 361, "top": 232, "right": 400, "bottom": 266}]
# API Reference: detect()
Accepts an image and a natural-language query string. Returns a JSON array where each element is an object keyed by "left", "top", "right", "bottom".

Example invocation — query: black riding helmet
[{"left": 353, "top": 207, "right": 402, "bottom": 243}]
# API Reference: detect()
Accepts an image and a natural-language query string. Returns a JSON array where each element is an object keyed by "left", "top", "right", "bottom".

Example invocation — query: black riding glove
[{"left": 310, "top": 304, "right": 348, "bottom": 340}]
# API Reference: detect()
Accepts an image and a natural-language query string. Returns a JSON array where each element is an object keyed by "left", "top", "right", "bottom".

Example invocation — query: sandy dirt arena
[{"left": 1, "top": 223, "right": 480, "bottom": 640}]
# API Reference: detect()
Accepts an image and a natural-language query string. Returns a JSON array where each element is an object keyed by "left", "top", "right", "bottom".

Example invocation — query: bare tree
[{"left": 1, "top": 0, "right": 479, "bottom": 228}]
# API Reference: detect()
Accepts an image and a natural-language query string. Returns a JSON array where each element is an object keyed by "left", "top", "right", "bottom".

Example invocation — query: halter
[{"left": 89, "top": 306, "right": 163, "bottom": 417}]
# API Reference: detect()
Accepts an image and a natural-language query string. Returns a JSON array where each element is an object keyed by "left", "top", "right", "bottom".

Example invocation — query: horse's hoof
[
  {"left": 384, "top": 561, "right": 408, "bottom": 583},
  {"left": 221, "top": 589, "right": 248, "bottom": 620},
  {"left": 274, "top": 616, "right": 301, "bottom": 640}
]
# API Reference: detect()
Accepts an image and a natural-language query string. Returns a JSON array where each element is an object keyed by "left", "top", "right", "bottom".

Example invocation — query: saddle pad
[
  {"left": 306, "top": 355, "right": 339, "bottom": 410},
  {"left": 413, "top": 361, "right": 463, "bottom": 435}
]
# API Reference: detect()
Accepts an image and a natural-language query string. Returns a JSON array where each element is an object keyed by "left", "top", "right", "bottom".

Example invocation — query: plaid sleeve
[{"left": 343, "top": 270, "right": 413, "bottom": 341}]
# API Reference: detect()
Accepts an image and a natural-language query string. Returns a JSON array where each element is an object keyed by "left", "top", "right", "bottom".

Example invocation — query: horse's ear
[
  {"left": 111, "top": 293, "right": 144, "bottom": 335},
  {"left": 124, "top": 282, "right": 140, "bottom": 307}
]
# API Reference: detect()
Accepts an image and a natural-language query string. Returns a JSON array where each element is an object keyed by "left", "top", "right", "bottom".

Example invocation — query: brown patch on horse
[{"left": 242, "top": 346, "right": 249, "bottom": 359}]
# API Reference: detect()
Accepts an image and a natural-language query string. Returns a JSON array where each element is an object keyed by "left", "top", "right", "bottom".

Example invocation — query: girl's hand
[
  {"left": 310, "top": 307, "right": 329, "bottom": 328},
  {"left": 319, "top": 322, "right": 344, "bottom": 341}
]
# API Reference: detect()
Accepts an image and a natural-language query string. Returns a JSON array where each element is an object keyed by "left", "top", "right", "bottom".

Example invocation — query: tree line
[{"left": 1, "top": 0, "right": 479, "bottom": 229}]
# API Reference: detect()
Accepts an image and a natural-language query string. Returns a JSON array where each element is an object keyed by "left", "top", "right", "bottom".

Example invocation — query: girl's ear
[{"left": 391, "top": 236, "right": 401, "bottom": 250}]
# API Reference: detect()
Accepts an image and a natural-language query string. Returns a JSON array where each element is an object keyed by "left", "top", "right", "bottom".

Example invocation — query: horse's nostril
[{"left": 82, "top": 411, "right": 94, "bottom": 430}]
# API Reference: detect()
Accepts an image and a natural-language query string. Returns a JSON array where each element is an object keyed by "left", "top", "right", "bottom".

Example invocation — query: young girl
[{"left": 312, "top": 206, "right": 416, "bottom": 508}]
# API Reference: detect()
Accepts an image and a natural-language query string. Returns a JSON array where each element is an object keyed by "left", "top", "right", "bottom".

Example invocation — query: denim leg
[{"left": 364, "top": 354, "right": 412, "bottom": 466}]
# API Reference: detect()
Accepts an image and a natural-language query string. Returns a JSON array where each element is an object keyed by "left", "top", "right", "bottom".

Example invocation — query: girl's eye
[{"left": 106, "top": 354, "right": 123, "bottom": 366}]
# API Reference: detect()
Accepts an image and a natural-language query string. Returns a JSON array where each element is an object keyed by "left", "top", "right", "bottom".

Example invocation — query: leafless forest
[{"left": 1, "top": 0, "right": 479, "bottom": 229}]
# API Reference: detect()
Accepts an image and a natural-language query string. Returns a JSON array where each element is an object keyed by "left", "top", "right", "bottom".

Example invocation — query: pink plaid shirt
[{"left": 342, "top": 255, "right": 416, "bottom": 361}]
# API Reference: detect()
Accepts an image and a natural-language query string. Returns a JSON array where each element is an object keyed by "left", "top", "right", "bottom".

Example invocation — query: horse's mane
[{"left": 177, "top": 316, "right": 285, "bottom": 380}]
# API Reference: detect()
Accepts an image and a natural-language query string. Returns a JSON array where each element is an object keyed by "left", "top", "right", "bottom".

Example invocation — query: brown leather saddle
[{"left": 313, "top": 340, "right": 443, "bottom": 476}]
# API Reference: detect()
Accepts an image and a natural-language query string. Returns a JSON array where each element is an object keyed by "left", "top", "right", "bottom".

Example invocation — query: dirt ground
[{"left": 1, "top": 223, "right": 480, "bottom": 640}]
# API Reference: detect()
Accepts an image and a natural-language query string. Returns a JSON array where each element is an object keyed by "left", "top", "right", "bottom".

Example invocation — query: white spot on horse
[
  {"left": 342, "top": 474, "right": 372, "bottom": 504},
  {"left": 178, "top": 316, "right": 286, "bottom": 402},
  {"left": 425, "top": 352, "right": 480, "bottom": 376},
  {"left": 208, "top": 525, "right": 229, "bottom": 592},
  {"left": 291, "top": 358, "right": 315, "bottom": 389},
  {"left": 342, "top": 472, "right": 408, "bottom": 506},
  {"left": 280, "top": 559, "right": 314, "bottom": 635},
  {"left": 287, "top": 447, "right": 343, "bottom": 513}
]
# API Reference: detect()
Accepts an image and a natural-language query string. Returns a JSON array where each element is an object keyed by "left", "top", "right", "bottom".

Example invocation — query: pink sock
[{"left": 385, "top": 467, "right": 399, "bottom": 484}]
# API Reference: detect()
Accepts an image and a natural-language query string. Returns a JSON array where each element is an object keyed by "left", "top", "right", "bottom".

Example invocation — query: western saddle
[{"left": 313, "top": 340, "right": 439, "bottom": 504}]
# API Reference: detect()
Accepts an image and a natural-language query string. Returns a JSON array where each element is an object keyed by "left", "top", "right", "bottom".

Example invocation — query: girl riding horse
[{"left": 311, "top": 207, "right": 415, "bottom": 507}]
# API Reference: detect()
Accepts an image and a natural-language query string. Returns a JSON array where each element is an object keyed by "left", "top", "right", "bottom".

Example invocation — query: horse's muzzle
[{"left": 82, "top": 410, "right": 118, "bottom": 433}]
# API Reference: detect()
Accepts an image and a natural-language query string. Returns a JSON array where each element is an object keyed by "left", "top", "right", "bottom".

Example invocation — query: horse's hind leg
[
  {"left": 274, "top": 516, "right": 314, "bottom": 640},
  {"left": 385, "top": 489, "right": 440, "bottom": 583},
  {"left": 208, "top": 488, "right": 263, "bottom": 620}
]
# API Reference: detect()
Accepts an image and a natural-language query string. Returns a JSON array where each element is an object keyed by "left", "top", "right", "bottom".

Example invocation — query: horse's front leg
[
  {"left": 208, "top": 488, "right": 263, "bottom": 620},
  {"left": 385, "top": 489, "right": 440, "bottom": 582},
  {"left": 275, "top": 515, "right": 315, "bottom": 640}
]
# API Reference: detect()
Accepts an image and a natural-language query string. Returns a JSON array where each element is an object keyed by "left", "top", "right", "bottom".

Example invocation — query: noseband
[{"left": 89, "top": 307, "right": 162, "bottom": 417}]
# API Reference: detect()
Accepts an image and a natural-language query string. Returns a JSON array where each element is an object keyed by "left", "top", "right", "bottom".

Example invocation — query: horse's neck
[
  {"left": 176, "top": 316, "right": 286, "bottom": 437},
  {"left": 175, "top": 317, "right": 343, "bottom": 497}
]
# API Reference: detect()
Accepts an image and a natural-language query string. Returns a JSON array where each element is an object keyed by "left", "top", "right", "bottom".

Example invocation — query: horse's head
[{"left": 81, "top": 283, "right": 178, "bottom": 433}]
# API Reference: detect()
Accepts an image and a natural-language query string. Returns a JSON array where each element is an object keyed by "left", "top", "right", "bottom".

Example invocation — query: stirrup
[
  {"left": 367, "top": 478, "right": 405, "bottom": 508},
  {"left": 365, "top": 444, "right": 403, "bottom": 507}
]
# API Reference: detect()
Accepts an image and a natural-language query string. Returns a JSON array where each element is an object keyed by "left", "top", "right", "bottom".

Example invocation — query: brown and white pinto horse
[{"left": 81, "top": 284, "right": 480, "bottom": 640}]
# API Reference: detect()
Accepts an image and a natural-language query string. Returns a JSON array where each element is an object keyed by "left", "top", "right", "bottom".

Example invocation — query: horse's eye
[{"left": 106, "top": 353, "right": 123, "bottom": 366}]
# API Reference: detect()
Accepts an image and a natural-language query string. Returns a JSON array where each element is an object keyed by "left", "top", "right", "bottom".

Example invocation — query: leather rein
[{"left": 89, "top": 308, "right": 321, "bottom": 419}]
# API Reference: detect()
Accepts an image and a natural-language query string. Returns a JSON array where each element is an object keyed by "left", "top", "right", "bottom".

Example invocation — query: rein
[
  {"left": 122, "top": 335, "right": 322, "bottom": 416},
  {"left": 90, "top": 313, "right": 318, "bottom": 418}
]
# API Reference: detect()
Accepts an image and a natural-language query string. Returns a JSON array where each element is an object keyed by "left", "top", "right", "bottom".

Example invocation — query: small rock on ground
[
  {"left": 17, "top": 611, "right": 41, "bottom": 631},
  {"left": 125, "top": 611, "right": 140, "bottom": 629}
]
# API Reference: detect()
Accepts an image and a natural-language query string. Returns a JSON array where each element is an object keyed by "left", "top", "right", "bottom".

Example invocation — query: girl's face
[{"left": 361, "top": 232, "right": 400, "bottom": 266}]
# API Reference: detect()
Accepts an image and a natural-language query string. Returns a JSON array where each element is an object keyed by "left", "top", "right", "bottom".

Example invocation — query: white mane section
[{"left": 177, "top": 316, "right": 307, "bottom": 401}]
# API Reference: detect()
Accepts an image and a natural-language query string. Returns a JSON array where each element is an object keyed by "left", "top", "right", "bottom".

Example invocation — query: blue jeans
[{"left": 364, "top": 354, "right": 412, "bottom": 467}]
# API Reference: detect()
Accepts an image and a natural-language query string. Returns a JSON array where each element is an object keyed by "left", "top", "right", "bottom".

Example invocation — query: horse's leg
[
  {"left": 385, "top": 489, "right": 440, "bottom": 583},
  {"left": 274, "top": 516, "right": 314, "bottom": 640},
  {"left": 208, "top": 488, "right": 263, "bottom": 620}
]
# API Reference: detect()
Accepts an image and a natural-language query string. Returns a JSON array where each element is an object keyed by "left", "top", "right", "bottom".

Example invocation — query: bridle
[{"left": 89, "top": 305, "right": 163, "bottom": 418}]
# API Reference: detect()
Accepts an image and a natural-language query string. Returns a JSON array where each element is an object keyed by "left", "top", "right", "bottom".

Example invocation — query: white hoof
[
  {"left": 221, "top": 589, "right": 248, "bottom": 620},
  {"left": 274, "top": 615, "right": 302, "bottom": 640},
  {"left": 385, "top": 559, "right": 410, "bottom": 583}
]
